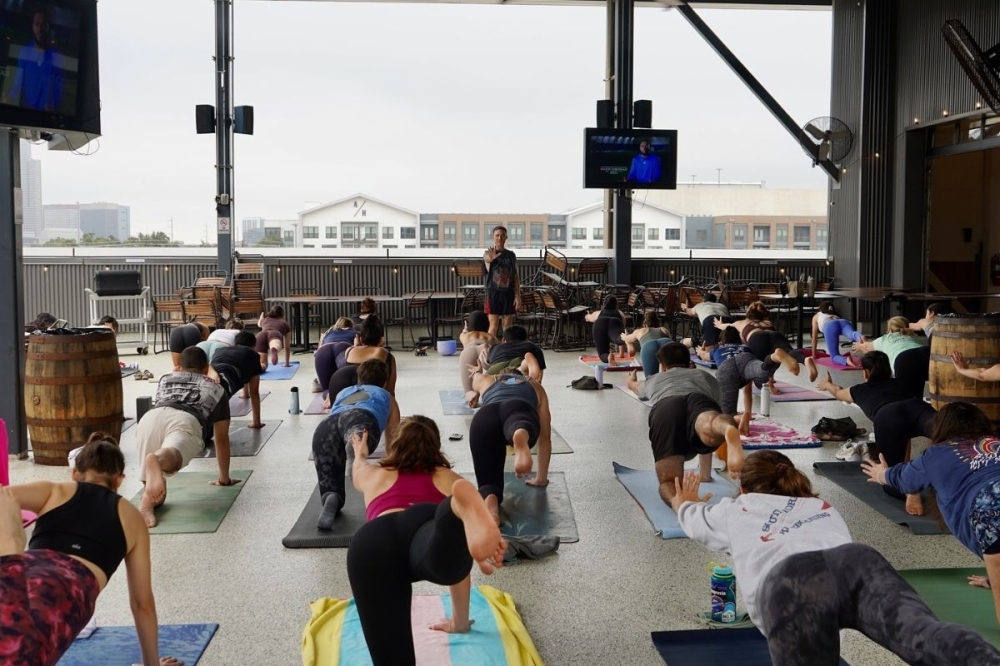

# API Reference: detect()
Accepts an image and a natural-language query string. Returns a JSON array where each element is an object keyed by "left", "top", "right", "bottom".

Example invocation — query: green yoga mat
[
  {"left": 462, "top": 416, "right": 574, "bottom": 454},
  {"left": 130, "top": 470, "right": 251, "bottom": 534},
  {"left": 900, "top": 568, "right": 1000, "bottom": 649},
  {"left": 463, "top": 471, "right": 579, "bottom": 543}
]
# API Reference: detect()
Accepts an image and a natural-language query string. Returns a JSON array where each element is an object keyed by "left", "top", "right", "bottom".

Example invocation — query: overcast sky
[{"left": 32, "top": 0, "right": 832, "bottom": 244}]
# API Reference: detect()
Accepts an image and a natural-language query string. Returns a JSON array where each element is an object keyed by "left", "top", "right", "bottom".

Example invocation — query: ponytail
[{"left": 739, "top": 450, "right": 817, "bottom": 498}]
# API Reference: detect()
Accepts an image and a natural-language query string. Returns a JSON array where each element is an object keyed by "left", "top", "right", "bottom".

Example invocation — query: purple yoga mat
[
  {"left": 304, "top": 393, "right": 328, "bottom": 415},
  {"left": 753, "top": 382, "right": 833, "bottom": 402}
]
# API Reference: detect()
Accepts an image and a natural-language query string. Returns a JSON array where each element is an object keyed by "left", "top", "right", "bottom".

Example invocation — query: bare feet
[
  {"left": 430, "top": 617, "right": 475, "bottom": 633},
  {"left": 511, "top": 430, "right": 533, "bottom": 478},
  {"left": 844, "top": 354, "right": 857, "bottom": 368},
  {"left": 772, "top": 348, "right": 800, "bottom": 376},
  {"left": 138, "top": 492, "right": 158, "bottom": 529},
  {"left": 144, "top": 454, "right": 167, "bottom": 507},
  {"left": 905, "top": 494, "right": 925, "bottom": 517},
  {"left": 451, "top": 479, "right": 505, "bottom": 575},
  {"left": 738, "top": 411, "right": 752, "bottom": 437},
  {"left": 0, "top": 487, "right": 27, "bottom": 556},
  {"left": 159, "top": 656, "right": 184, "bottom": 666},
  {"left": 484, "top": 494, "right": 501, "bottom": 527},
  {"left": 968, "top": 574, "right": 992, "bottom": 589},
  {"left": 270, "top": 348, "right": 278, "bottom": 366},
  {"left": 805, "top": 357, "right": 818, "bottom": 382}
]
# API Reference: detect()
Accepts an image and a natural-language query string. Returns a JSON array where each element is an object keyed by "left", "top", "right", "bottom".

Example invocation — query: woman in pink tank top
[{"left": 347, "top": 416, "right": 507, "bottom": 666}]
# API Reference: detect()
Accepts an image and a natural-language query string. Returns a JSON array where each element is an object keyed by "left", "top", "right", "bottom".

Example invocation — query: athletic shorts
[
  {"left": 135, "top": 407, "right": 204, "bottom": 481},
  {"left": 485, "top": 290, "right": 515, "bottom": 316},
  {"left": 169, "top": 325, "right": 202, "bottom": 354},
  {"left": 255, "top": 329, "right": 285, "bottom": 353}
]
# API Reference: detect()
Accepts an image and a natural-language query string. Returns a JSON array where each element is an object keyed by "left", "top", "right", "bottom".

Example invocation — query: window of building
[
  {"left": 321, "top": 244, "right": 337, "bottom": 248},
  {"left": 816, "top": 226, "right": 828, "bottom": 250},
  {"left": 303, "top": 244, "right": 314, "bottom": 249},
  {"left": 444, "top": 223, "right": 457, "bottom": 241},
  {"left": 283, "top": 231, "right": 294, "bottom": 243},
  {"left": 695, "top": 229, "right": 708, "bottom": 243},
  {"left": 548, "top": 226, "right": 564, "bottom": 241},
  {"left": 631, "top": 243, "right": 644, "bottom": 250},
  {"left": 508, "top": 224, "right": 525, "bottom": 242},
  {"left": 364, "top": 225, "right": 378, "bottom": 241},
  {"left": 648, "top": 228, "right": 659, "bottom": 241},
  {"left": 732, "top": 225, "right": 747, "bottom": 248},
  {"left": 404, "top": 244, "right": 416, "bottom": 249},
  {"left": 342, "top": 226, "right": 354, "bottom": 240},
  {"left": 530, "top": 223, "right": 543, "bottom": 242},
  {"left": 421, "top": 225, "right": 438, "bottom": 241},
  {"left": 753, "top": 225, "right": 770, "bottom": 247},
  {"left": 593, "top": 228, "right": 604, "bottom": 241},
  {"left": 462, "top": 223, "right": 478, "bottom": 243},
  {"left": 572, "top": 228, "right": 586, "bottom": 240},
  {"left": 325, "top": 226, "right": 337, "bottom": 239},
  {"left": 775, "top": 225, "right": 788, "bottom": 248},
  {"left": 631, "top": 225, "right": 644, "bottom": 242},
  {"left": 400, "top": 227, "right": 416, "bottom": 239},
  {"left": 793, "top": 225, "right": 811, "bottom": 246},
  {"left": 303, "top": 226, "right": 318, "bottom": 239},
  {"left": 665, "top": 229, "right": 680, "bottom": 241},
  {"left": 382, "top": 244, "right": 396, "bottom": 249},
  {"left": 382, "top": 227, "right": 394, "bottom": 239}
]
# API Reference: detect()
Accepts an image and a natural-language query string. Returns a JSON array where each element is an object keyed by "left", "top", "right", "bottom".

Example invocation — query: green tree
[
  {"left": 43, "top": 237, "right": 78, "bottom": 246},
  {"left": 254, "top": 236, "right": 284, "bottom": 247},
  {"left": 126, "top": 231, "right": 174, "bottom": 247}
]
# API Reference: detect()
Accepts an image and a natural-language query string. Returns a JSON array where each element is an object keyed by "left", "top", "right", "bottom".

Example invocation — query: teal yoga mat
[
  {"left": 260, "top": 361, "right": 300, "bottom": 380},
  {"left": 440, "top": 388, "right": 475, "bottom": 415},
  {"left": 59, "top": 623, "right": 218, "bottom": 666},
  {"left": 463, "top": 471, "right": 579, "bottom": 543}
]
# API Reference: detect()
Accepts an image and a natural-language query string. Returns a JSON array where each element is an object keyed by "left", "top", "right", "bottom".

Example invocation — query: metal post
[
  {"left": 611, "top": 0, "right": 634, "bottom": 286},
  {"left": 215, "top": 0, "right": 233, "bottom": 274},
  {"left": 0, "top": 133, "right": 27, "bottom": 456},
  {"left": 603, "top": 0, "right": 615, "bottom": 253}
]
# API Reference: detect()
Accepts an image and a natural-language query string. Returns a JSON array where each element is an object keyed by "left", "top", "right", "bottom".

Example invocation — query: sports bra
[
  {"left": 740, "top": 320, "right": 773, "bottom": 344},
  {"left": 365, "top": 471, "right": 448, "bottom": 521},
  {"left": 481, "top": 375, "right": 538, "bottom": 408},
  {"left": 29, "top": 482, "right": 127, "bottom": 581}
]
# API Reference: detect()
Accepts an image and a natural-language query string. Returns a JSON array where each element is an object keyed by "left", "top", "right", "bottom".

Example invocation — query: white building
[
  {"left": 20, "top": 140, "right": 42, "bottom": 245},
  {"left": 41, "top": 204, "right": 81, "bottom": 243},
  {"left": 240, "top": 217, "right": 298, "bottom": 247},
  {"left": 299, "top": 193, "right": 420, "bottom": 250},
  {"left": 561, "top": 201, "right": 685, "bottom": 251}
]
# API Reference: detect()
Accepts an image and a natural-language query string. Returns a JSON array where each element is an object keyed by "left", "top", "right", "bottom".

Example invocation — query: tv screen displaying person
[
  {"left": 625, "top": 139, "right": 661, "bottom": 184},
  {"left": 1, "top": 5, "right": 82, "bottom": 116}
]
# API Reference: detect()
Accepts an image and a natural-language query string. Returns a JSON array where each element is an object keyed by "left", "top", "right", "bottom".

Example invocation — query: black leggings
[
  {"left": 314, "top": 344, "right": 339, "bottom": 395},
  {"left": 347, "top": 499, "right": 472, "bottom": 666},
  {"left": 312, "top": 410, "right": 381, "bottom": 503},
  {"left": 469, "top": 400, "right": 539, "bottom": 501},
  {"left": 758, "top": 543, "right": 1000, "bottom": 666},
  {"left": 894, "top": 346, "right": 930, "bottom": 399},
  {"left": 747, "top": 330, "right": 806, "bottom": 364},
  {"left": 873, "top": 399, "right": 937, "bottom": 500},
  {"left": 592, "top": 316, "right": 625, "bottom": 363}
]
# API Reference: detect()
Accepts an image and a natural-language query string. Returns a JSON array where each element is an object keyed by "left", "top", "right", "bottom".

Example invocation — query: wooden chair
[
  {"left": 528, "top": 246, "right": 569, "bottom": 290},
  {"left": 386, "top": 289, "right": 433, "bottom": 350},
  {"left": 152, "top": 294, "right": 185, "bottom": 354},
  {"left": 181, "top": 298, "right": 221, "bottom": 330},
  {"left": 539, "top": 291, "right": 588, "bottom": 351}
]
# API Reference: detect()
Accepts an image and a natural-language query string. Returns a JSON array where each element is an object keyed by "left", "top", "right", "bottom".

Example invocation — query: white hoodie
[{"left": 677, "top": 493, "right": 852, "bottom": 622}]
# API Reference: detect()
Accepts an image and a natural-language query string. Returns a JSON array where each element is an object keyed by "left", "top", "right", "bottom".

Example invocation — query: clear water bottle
[
  {"left": 760, "top": 383, "right": 771, "bottom": 417},
  {"left": 289, "top": 386, "right": 300, "bottom": 414},
  {"left": 709, "top": 563, "right": 738, "bottom": 623}
]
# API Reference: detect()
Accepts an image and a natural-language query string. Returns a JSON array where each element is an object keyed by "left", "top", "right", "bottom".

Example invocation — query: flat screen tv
[
  {"left": 0, "top": 0, "right": 100, "bottom": 136},
  {"left": 584, "top": 128, "right": 677, "bottom": 190}
]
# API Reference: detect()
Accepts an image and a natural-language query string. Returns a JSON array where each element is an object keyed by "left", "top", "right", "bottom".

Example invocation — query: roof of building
[
  {"left": 260, "top": 0, "right": 828, "bottom": 8},
  {"left": 299, "top": 193, "right": 419, "bottom": 217},
  {"left": 558, "top": 200, "right": 685, "bottom": 218}
]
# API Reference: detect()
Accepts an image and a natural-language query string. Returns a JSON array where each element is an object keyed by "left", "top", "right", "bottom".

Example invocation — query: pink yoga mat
[
  {"left": 753, "top": 382, "right": 833, "bottom": 402},
  {"left": 741, "top": 415, "right": 821, "bottom": 450},
  {"left": 579, "top": 355, "right": 640, "bottom": 372},
  {"left": 804, "top": 349, "right": 863, "bottom": 371}
]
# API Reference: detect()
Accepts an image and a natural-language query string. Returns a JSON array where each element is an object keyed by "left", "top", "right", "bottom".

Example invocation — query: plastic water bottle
[
  {"left": 709, "top": 563, "right": 738, "bottom": 623},
  {"left": 289, "top": 386, "right": 300, "bottom": 415},
  {"left": 760, "top": 384, "right": 771, "bottom": 417}
]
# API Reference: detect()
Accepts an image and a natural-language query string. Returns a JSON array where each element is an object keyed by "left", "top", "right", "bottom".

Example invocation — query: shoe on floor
[
  {"left": 835, "top": 440, "right": 860, "bottom": 462},
  {"left": 853, "top": 441, "right": 870, "bottom": 461},
  {"left": 311, "top": 378, "right": 322, "bottom": 393}
]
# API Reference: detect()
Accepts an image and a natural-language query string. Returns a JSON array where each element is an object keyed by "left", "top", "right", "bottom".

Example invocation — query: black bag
[
  {"left": 93, "top": 270, "right": 142, "bottom": 296},
  {"left": 569, "top": 376, "right": 610, "bottom": 390},
  {"left": 811, "top": 416, "right": 867, "bottom": 441}
]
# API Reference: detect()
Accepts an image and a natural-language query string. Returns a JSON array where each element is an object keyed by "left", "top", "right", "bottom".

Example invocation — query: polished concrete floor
[{"left": 9, "top": 335, "right": 983, "bottom": 665}]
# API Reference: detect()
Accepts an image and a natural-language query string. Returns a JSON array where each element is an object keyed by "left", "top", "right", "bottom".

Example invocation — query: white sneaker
[
  {"left": 312, "top": 378, "right": 322, "bottom": 393},
  {"left": 853, "top": 441, "right": 869, "bottom": 461},
  {"left": 835, "top": 440, "right": 860, "bottom": 461}
]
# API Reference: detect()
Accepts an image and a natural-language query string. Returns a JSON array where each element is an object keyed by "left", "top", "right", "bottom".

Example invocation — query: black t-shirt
[
  {"left": 849, "top": 379, "right": 913, "bottom": 420},
  {"left": 648, "top": 393, "right": 723, "bottom": 461},
  {"left": 211, "top": 346, "right": 264, "bottom": 399},
  {"left": 486, "top": 249, "right": 517, "bottom": 292},
  {"left": 487, "top": 340, "right": 547, "bottom": 370}
]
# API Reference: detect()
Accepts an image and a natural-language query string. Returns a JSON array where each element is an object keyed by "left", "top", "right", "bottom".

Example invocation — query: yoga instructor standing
[{"left": 483, "top": 226, "right": 520, "bottom": 338}]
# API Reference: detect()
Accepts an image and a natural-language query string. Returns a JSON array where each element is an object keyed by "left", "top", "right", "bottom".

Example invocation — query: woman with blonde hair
[
  {"left": 852, "top": 316, "right": 924, "bottom": 377},
  {"left": 321, "top": 317, "right": 357, "bottom": 346},
  {"left": 347, "top": 415, "right": 506, "bottom": 666},
  {"left": 716, "top": 301, "right": 818, "bottom": 382}
]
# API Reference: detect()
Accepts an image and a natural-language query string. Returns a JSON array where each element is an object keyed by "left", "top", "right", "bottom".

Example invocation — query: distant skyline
[{"left": 32, "top": 1, "right": 832, "bottom": 245}]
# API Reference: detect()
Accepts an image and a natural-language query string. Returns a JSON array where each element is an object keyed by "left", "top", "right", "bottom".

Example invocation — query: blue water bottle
[{"left": 709, "top": 563, "right": 738, "bottom": 623}]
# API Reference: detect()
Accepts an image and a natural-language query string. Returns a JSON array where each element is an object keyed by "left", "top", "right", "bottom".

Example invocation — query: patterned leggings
[
  {"left": 716, "top": 352, "right": 779, "bottom": 416},
  {"left": 758, "top": 543, "right": 1000, "bottom": 666},
  {"left": 312, "top": 409, "right": 382, "bottom": 502},
  {"left": 0, "top": 550, "right": 100, "bottom": 666}
]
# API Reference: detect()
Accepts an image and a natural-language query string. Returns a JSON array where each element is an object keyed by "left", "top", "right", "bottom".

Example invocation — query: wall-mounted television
[
  {"left": 584, "top": 128, "right": 677, "bottom": 190},
  {"left": 0, "top": 0, "right": 100, "bottom": 137}
]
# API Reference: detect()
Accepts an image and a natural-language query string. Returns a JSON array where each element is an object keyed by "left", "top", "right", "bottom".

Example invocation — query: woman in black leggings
[
  {"left": 585, "top": 295, "right": 626, "bottom": 363},
  {"left": 347, "top": 417, "right": 505, "bottom": 666}
]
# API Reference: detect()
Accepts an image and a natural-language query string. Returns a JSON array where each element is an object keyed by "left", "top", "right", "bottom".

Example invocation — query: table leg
[{"left": 796, "top": 296, "right": 804, "bottom": 349}]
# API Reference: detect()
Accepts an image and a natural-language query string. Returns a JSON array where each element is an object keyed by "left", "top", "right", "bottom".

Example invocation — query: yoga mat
[
  {"left": 691, "top": 357, "right": 717, "bottom": 369},
  {"left": 462, "top": 417, "right": 574, "bottom": 454},
  {"left": 900, "top": 568, "right": 1000, "bottom": 649},
  {"left": 120, "top": 417, "right": 135, "bottom": 435},
  {"left": 440, "top": 388, "right": 475, "bottom": 416},
  {"left": 130, "top": 470, "right": 251, "bottom": 535},
  {"left": 59, "top": 623, "right": 219, "bottom": 666},
  {"left": 21, "top": 510, "right": 36, "bottom": 528},
  {"left": 813, "top": 462, "right": 944, "bottom": 535},
  {"left": 752, "top": 382, "right": 834, "bottom": 402},
  {"left": 260, "top": 361, "right": 300, "bottom": 380},
  {"left": 578, "top": 354, "right": 640, "bottom": 372},
  {"left": 304, "top": 392, "right": 328, "bottom": 415},
  {"left": 195, "top": 420, "right": 281, "bottom": 458},
  {"left": 463, "top": 472, "right": 579, "bottom": 543},
  {"left": 302, "top": 586, "right": 543, "bottom": 666},
  {"left": 651, "top": 627, "right": 850, "bottom": 666},
  {"left": 613, "top": 462, "right": 738, "bottom": 539},
  {"left": 615, "top": 382, "right": 650, "bottom": 407},
  {"left": 227, "top": 389, "right": 271, "bottom": 417},
  {"left": 814, "top": 355, "right": 863, "bottom": 371},
  {"left": 741, "top": 415, "right": 821, "bottom": 450},
  {"left": 283, "top": 485, "right": 367, "bottom": 549},
  {"left": 120, "top": 366, "right": 139, "bottom": 379}
]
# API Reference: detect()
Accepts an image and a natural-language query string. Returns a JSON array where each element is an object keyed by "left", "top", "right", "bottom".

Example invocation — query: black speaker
[
  {"left": 93, "top": 270, "right": 142, "bottom": 296},
  {"left": 596, "top": 100, "right": 614, "bottom": 129},
  {"left": 196, "top": 104, "right": 215, "bottom": 134},
  {"left": 235, "top": 105, "right": 254, "bottom": 135},
  {"left": 633, "top": 100, "right": 652, "bottom": 128}
]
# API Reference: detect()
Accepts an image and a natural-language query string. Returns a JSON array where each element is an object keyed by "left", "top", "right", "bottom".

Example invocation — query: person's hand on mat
[
  {"left": 351, "top": 430, "right": 371, "bottom": 459},
  {"left": 466, "top": 392, "right": 480, "bottom": 409},
  {"left": 670, "top": 471, "right": 712, "bottom": 513},
  {"left": 132, "top": 659, "right": 183, "bottom": 666},
  {"left": 968, "top": 574, "right": 992, "bottom": 589},
  {"left": 210, "top": 477, "right": 242, "bottom": 487},
  {"left": 952, "top": 351, "right": 970, "bottom": 370},
  {"left": 430, "top": 617, "right": 475, "bottom": 633},
  {"left": 283, "top": 362, "right": 291, "bottom": 368},
  {"left": 248, "top": 421, "right": 265, "bottom": 429},
  {"left": 861, "top": 454, "right": 889, "bottom": 485}
]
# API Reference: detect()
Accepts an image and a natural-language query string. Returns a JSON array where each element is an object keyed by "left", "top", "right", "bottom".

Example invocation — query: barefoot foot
[
  {"left": 451, "top": 480, "right": 505, "bottom": 575},
  {"left": 772, "top": 348, "right": 800, "bottom": 377},
  {"left": 512, "top": 430, "right": 533, "bottom": 478},
  {"left": 484, "top": 493, "right": 501, "bottom": 527},
  {"left": 143, "top": 454, "right": 167, "bottom": 507},
  {"left": 738, "top": 411, "right": 752, "bottom": 437},
  {"left": 905, "top": 494, "right": 925, "bottom": 517},
  {"left": 138, "top": 492, "right": 158, "bottom": 528},
  {"left": 0, "top": 488, "right": 27, "bottom": 556},
  {"left": 806, "top": 357, "right": 818, "bottom": 382}
]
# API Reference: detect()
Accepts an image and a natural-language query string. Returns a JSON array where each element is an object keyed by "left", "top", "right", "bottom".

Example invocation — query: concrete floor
[{"left": 9, "top": 335, "right": 982, "bottom": 665}]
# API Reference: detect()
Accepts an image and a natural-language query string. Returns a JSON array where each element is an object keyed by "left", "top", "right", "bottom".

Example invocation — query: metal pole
[
  {"left": 215, "top": 0, "right": 233, "bottom": 273},
  {"left": 0, "top": 133, "right": 27, "bottom": 456},
  {"left": 611, "top": 0, "right": 634, "bottom": 286},
  {"left": 603, "top": 0, "right": 615, "bottom": 253}
]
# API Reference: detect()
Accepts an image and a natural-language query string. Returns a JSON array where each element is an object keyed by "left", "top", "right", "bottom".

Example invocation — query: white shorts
[{"left": 135, "top": 407, "right": 204, "bottom": 481}]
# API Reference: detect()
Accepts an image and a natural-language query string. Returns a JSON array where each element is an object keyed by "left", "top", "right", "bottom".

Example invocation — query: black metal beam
[
  {"left": 0, "top": 133, "right": 27, "bottom": 456},
  {"left": 610, "top": 0, "right": 635, "bottom": 285},
  {"left": 675, "top": 1, "right": 840, "bottom": 182},
  {"left": 214, "top": 0, "right": 234, "bottom": 274}
]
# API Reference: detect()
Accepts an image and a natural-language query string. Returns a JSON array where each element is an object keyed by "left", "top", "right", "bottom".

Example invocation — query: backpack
[
  {"left": 569, "top": 376, "right": 609, "bottom": 390},
  {"left": 810, "top": 416, "right": 867, "bottom": 441}
]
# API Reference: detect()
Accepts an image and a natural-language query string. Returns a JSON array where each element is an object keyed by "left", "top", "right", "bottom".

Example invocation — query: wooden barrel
[
  {"left": 928, "top": 313, "right": 1000, "bottom": 428},
  {"left": 25, "top": 330, "right": 123, "bottom": 465}
]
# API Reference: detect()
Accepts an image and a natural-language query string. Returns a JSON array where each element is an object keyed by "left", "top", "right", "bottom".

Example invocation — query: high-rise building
[
  {"left": 20, "top": 140, "right": 42, "bottom": 245},
  {"left": 79, "top": 203, "right": 130, "bottom": 241},
  {"left": 41, "top": 204, "right": 81, "bottom": 243}
]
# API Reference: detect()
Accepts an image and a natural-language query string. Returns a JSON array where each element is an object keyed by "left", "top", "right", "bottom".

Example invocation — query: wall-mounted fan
[
  {"left": 801, "top": 117, "right": 854, "bottom": 165},
  {"left": 942, "top": 19, "right": 1000, "bottom": 116}
]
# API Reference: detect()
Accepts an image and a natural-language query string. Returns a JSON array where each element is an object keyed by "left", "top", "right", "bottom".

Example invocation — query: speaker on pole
[
  {"left": 633, "top": 100, "right": 652, "bottom": 128},
  {"left": 596, "top": 100, "right": 614, "bottom": 129},
  {"left": 195, "top": 105, "right": 216, "bottom": 134},
  {"left": 235, "top": 105, "right": 254, "bottom": 135}
]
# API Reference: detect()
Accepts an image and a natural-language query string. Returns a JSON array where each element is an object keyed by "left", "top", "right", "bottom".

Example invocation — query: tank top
[
  {"left": 29, "top": 482, "right": 127, "bottom": 581},
  {"left": 330, "top": 384, "right": 392, "bottom": 430},
  {"left": 816, "top": 312, "right": 835, "bottom": 328},
  {"left": 366, "top": 471, "right": 448, "bottom": 522},
  {"left": 638, "top": 328, "right": 668, "bottom": 347},
  {"left": 481, "top": 375, "right": 538, "bottom": 408},
  {"left": 740, "top": 320, "right": 773, "bottom": 344}
]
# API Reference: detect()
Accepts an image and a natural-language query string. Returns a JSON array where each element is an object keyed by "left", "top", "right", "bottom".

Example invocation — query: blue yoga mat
[
  {"left": 690, "top": 352, "right": 717, "bottom": 369},
  {"left": 58, "top": 623, "right": 219, "bottom": 666},
  {"left": 261, "top": 361, "right": 300, "bottom": 380},
  {"left": 440, "top": 389, "right": 475, "bottom": 416},
  {"left": 613, "top": 462, "right": 738, "bottom": 539},
  {"left": 651, "top": 627, "right": 850, "bottom": 665}
]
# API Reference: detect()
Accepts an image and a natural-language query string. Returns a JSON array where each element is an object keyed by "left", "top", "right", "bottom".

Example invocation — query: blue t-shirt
[
  {"left": 885, "top": 437, "right": 1000, "bottom": 556},
  {"left": 11, "top": 42, "right": 61, "bottom": 111},
  {"left": 710, "top": 344, "right": 751, "bottom": 366},
  {"left": 330, "top": 384, "right": 392, "bottom": 430},
  {"left": 322, "top": 328, "right": 357, "bottom": 346},
  {"left": 627, "top": 154, "right": 661, "bottom": 184}
]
